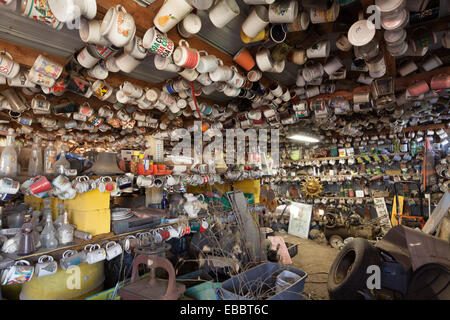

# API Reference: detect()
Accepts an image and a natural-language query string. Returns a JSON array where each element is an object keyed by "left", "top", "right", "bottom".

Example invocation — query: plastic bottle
[
  {"left": 0, "top": 128, "right": 18, "bottom": 177},
  {"left": 28, "top": 136, "right": 43, "bottom": 176},
  {"left": 44, "top": 141, "right": 57, "bottom": 175}
]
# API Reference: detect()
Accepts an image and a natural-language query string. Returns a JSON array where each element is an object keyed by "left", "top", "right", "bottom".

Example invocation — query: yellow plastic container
[
  {"left": 65, "top": 189, "right": 110, "bottom": 211},
  {"left": 233, "top": 179, "right": 261, "bottom": 204},
  {"left": 19, "top": 262, "right": 105, "bottom": 300},
  {"left": 68, "top": 208, "right": 111, "bottom": 236},
  {"left": 24, "top": 195, "right": 43, "bottom": 211}
]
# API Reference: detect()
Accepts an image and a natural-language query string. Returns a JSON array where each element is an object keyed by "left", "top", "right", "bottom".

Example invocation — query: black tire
[
  {"left": 327, "top": 238, "right": 382, "bottom": 300},
  {"left": 406, "top": 263, "right": 450, "bottom": 300}
]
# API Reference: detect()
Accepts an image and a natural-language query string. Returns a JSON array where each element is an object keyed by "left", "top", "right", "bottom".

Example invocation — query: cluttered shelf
[{"left": 4, "top": 216, "right": 201, "bottom": 262}]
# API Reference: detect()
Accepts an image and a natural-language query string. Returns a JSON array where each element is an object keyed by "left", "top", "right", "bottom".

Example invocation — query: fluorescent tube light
[{"left": 288, "top": 134, "right": 320, "bottom": 143}]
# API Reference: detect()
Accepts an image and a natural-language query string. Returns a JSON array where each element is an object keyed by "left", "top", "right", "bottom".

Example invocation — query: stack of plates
[{"left": 111, "top": 208, "right": 133, "bottom": 221}]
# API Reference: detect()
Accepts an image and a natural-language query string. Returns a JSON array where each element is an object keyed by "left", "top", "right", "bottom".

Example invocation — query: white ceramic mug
[
  {"left": 302, "top": 61, "right": 324, "bottom": 82},
  {"left": 255, "top": 47, "right": 273, "bottom": 72},
  {"left": 48, "top": 0, "right": 97, "bottom": 22},
  {"left": 268, "top": 0, "right": 298, "bottom": 24},
  {"left": 173, "top": 39, "right": 200, "bottom": 69},
  {"left": 307, "top": 40, "right": 330, "bottom": 58},
  {"left": 7, "top": 71, "right": 36, "bottom": 88},
  {"left": 323, "top": 56, "right": 343, "bottom": 75},
  {"left": 124, "top": 36, "right": 148, "bottom": 60},
  {"left": 115, "top": 52, "right": 142, "bottom": 73},
  {"left": 77, "top": 46, "right": 100, "bottom": 69},
  {"left": 208, "top": 0, "right": 240, "bottom": 28},
  {"left": 196, "top": 52, "right": 220, "bottom": 74},
  {"left": 422, "top": 55, "right": 443, "bottom": 72},
  {"left": 178, "top": 13, "right": 202, "bottom": 38},
  {"left": 247, "top": 69, "right": 262, "bottom": 82},
  {"left": 0, "top": 51, "right": 20, "bottom": 79},
  {"left": 398, "top": 60, "right": 418, "bottom": 77},
  {"left": 209, "top": 61, "right": 233, "bottom": 82},
  {"left": 100, "top": 5, "right": 136, "bottom": 48},
  {"left": 154, "top": 54, "right": 181, "bottom": 72},
  {"left": 35, "top": 255, "right": 58, "bottom": 278},
  {"left": 179, "top": 68, "right": 199, "bottom": 81},
  {"left": 242, "top": 5, "right": 269, "bottom": 38},
  {"left": 105, "top": 241, "right": 122, "bottom": 261},
  {"left": 79, "top": 18, "right": 110, "bottom": 46},
  {"left": 154, "top": 0, "right": 193, "bottom": 33},
  {"left": 143, "top": 27, "right": 175, "bottom": 58},
  {"left": 28, "top": 68, "right": 55, "bottom": 87},
  {"left": 87, "top": 61, "right": 109, "bottom": 80}
]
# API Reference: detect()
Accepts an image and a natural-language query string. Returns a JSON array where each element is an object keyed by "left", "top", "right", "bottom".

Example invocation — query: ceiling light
[{"left": 288, "top": 134, "right": 320, "bottom": 143}]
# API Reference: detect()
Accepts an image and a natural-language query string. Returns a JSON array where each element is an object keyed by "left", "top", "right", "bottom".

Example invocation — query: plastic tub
[{"left": 216, "top": 262, "right": 307, "bottom": 300}]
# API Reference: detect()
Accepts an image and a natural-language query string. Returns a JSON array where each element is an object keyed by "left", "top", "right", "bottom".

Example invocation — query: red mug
[
  {"left": 29, "top": 176, "right": 52, "bottom": 194},
  {"left": 430, "top": 74, "right": 450, "bottom": 90},
  {"left": 159, "top": 229, "right": 170, "bottom": 241},
  {"left": 407, "top": 80, "right": 430, "bottom": 96}
]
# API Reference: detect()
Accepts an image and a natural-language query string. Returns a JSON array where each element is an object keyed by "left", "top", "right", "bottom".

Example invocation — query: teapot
[{"left": 183, "top": 193, "right": 205, "bottom": 218}]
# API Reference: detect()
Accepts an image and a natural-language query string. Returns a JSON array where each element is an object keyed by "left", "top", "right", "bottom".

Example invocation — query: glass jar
[
  {"left": 366, "top": 52, "right": 386, "bottom": 78},
  {"left": 381, "top": 8, "right": 409, "bottom": 30},
  {"left": 0, "top": 128, "right": 18, "bottom": 177},
  {"left": 44, "top": 141, "right": 57, "bottom": 175},
  {"left": 354, "top": 38, "right": 380, "bottom": 60},
  {"left": 28, "top": 136, "right": 43, "bottom": 176}
]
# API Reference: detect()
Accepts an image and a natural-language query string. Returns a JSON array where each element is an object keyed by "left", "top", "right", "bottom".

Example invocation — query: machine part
[
  {"left": 328, "top": 238, "right": 382, "bottom": 300},
  {"left": 119, "top": 254, "right": 186, "bottom": 300},
  {"left": 135, "top": 242, "right": 171, "bottom": 256},
  {"left": 329, "top": 235, "right": 344, "bottom": 249},
  {"left": 406, "top": 263, "right": 450, "bottom": 300}
]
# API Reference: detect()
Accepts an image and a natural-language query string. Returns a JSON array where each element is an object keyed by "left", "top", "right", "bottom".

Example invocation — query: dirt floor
[{"left": 275, "top": 232, "right": 339, "bottom": 300}]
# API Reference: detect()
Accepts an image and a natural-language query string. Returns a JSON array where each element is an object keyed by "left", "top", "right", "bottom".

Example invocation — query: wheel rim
[{"left": 334, "top": 249, "right": 356, "bottom": 284}]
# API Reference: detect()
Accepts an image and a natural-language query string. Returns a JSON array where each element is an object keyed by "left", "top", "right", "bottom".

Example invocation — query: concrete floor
[{"left": 275, "top": 232, "right": 339, "bottom": 300}]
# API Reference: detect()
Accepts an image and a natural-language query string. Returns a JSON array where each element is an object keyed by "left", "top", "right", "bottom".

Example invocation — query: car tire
[
  {"left": 406, "top": 263, "right": 450, "bottom": 300},
  {"left": 328, "top": 238, "right": 382, "bottom": 300}
]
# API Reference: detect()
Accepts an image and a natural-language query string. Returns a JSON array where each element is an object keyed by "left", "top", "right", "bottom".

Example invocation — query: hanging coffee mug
[
  {"left": 143, "top": 27, "right": 175, "bottom": 58},
  {"left": 85, "top": 244, "right": 106, "bottom": 264},
  {"left": 100, "top": 5, "right": 136, "bottom": 48},
  {"left": 0, "top": 51, "right": 20, "bottom": 79},
  {"left": 153, "top": 0, "right": 194, "bottom": 33},
  {"left": 1, "top": 260, "right": 34, "bottom": 285},
  {"left": 31, "top": 94, "right": 52, "bottom": 114},
  {"left": 32, "top": 54, "right": 63, "bottom": 80},
  {"left": 105, "top": 241, "right": 123, "bottom": 261},
  {"left": 173, "top": 40, "right": 200, "bottom": 69},
  {"left": 35, "top": 255, "right": 58, "bottom": 278}
]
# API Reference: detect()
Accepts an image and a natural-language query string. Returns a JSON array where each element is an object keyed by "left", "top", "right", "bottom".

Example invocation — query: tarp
[{"left": 376, "top": 225, "right": 450, "bottom": 271}]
